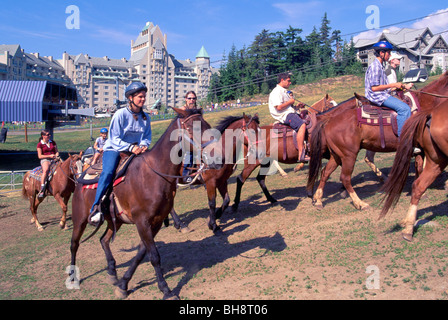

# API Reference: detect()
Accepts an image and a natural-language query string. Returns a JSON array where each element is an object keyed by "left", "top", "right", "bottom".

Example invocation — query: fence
[{"left": 0, "top": 170, "right": 27, "bottom": 194}]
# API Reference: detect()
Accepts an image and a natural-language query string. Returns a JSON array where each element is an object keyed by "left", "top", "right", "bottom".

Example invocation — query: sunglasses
[{"left": 186, "top": 97, "right": 197, "bottom": 100}]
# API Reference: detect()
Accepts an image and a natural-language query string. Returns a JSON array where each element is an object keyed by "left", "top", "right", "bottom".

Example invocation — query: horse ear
[
  {"left": 79, "top": 151, "right": 84, "bottom": 157},
  {"left": 325, "top": 93, "right": 329, "bottom": 99}
]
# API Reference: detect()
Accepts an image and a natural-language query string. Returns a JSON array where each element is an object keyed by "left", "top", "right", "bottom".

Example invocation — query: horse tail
[
  {"left": 307, "top": 119, "right": 328, "bottom": 194},
  {"left": 21, "top": 172, "right": 29, "bottom": 199},
  {"left": 379, "top": 111, "right": 430, "bottom": 219}
]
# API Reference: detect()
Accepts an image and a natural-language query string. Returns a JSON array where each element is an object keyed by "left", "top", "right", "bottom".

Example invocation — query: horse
[
  {"left": 307, "top": 72, "right": 448, "bottom": 211},
  {"left": 380, "top": 99, "right": 448, "bottom": 241},
  {"left": 230, "top": 95, "right": 340, "bottom": 212},
  {"left": 21, "top": 152, "right": 83, "bottom": 231},
  {"left": 69, "top": 108, "right": 214, "bottom": 300},
  {"left": 168, "top": 113, "right": 265, "bottom": 233}
]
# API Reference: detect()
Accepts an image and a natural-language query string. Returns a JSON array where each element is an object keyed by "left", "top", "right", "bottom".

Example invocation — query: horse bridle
[{"left": 57, "top": 156, "right": 82, "bottom": 184}]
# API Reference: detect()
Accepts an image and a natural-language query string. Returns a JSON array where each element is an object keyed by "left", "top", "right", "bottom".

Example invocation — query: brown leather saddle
[
  {"left": 356, "top": 91, "right": 420, "bottom": 148},
  {"left": 271, "top": 111, "right": 312, "bottom": 161},
  {"left": 271, "top": 123, "right": 298, "bottom": 161},
  {"left": 78, "top": 152, "right": 135, "bottom": 186}
]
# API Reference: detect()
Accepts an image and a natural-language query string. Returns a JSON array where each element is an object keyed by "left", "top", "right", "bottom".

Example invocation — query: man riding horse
[
  {"left": 268, "top": 72, "right": 308, "bottom": 163},
  {"left": 365, "top": 40, "right": 414, "bottom": 137}
]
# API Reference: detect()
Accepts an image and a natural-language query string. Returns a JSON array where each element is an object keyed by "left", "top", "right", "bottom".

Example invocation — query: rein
[
  {"left": 410, "top": 89, "right": 448, "bottom": 99},
  {"left": 57, "top": 157, "right": 81, "bottom": 185}
]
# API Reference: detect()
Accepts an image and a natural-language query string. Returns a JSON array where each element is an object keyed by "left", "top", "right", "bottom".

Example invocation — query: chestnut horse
[
  {"left": 307, "top": 72, "right": 448, "bottom": 210},
  {"left": 169, "top": 113, "right": 265, "bottom": 233},
  {"left": 380, "top": 99, "right": 448, "bottom": 241},
  {"left": 22, "top": 152, "right": 83, "bottom": 231},
  {"left": 69, "top": 108, "right": 213, "bottom": 300},
  {"left": 230, "top": 95, "right": 342, "bottom": 212}
]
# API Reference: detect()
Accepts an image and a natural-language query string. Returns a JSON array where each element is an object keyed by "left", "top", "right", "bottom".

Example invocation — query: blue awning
[{"left": 0, "top": 80, "right": 46, "bottom": 122}]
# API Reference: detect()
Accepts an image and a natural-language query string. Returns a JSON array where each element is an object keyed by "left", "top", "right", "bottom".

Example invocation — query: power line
[
  {"left": 208, "top": 9, "right": 448, "bottom": 67},
  {"left": 207, "top": 28, "right": 448, "bottom": 96}
]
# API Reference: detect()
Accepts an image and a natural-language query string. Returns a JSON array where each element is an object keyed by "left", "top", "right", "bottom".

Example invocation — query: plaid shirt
[{"left": 365, "top": 58, "right": 391, "bottom": 106}]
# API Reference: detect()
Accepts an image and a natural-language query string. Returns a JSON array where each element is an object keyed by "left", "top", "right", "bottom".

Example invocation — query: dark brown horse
[
  {"left": 22, "top": 152, "right": 83, "bottom": 231},
  {"left": 230, "top": 95, "right": 343, "bottom": 212},
  {"left": 169, "top": 113, "right": 265, "bottom": 233},
  {"left": 307, "top": 72, "right": 448, "bottom": 210},
  {"left": 380, "top": 99, "right": 448, "bottom": 241},
  {"left": 69, "top": 108, "right": 213, "bottom": 300}
]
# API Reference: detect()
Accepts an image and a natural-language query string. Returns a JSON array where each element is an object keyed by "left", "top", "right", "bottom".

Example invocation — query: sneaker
[
  {"left": 88, "top": 205, "right": 103, "bottom": 226},
  {"left": 90, "top": 211, "right": 103, "bottom": 224}
]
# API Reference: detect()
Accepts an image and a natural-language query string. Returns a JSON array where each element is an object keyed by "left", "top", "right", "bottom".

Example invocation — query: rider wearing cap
[
  {"left": 91, "top": 128, "right": 108, "bottom": 166},
  {"left": 365, "top": 40, "right": 413, "bottom": 137},
  {"left": 89, "top": 82, "right": 152, "bottom": 225}
]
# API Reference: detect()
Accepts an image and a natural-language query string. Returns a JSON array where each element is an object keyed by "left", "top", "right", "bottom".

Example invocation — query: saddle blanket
[
  {"left": 82, "top": 176, "right": 126, "bottom": 190},
  {"left": 29, "top": 161, "right": 59, "bottom": 181}
]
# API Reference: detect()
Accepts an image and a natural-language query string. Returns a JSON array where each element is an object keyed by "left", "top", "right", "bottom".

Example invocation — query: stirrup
[{"left": 88, "top": 205, "right": 103, "bottom": 226}]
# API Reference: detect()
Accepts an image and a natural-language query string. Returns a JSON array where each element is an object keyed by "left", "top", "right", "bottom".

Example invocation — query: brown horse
[
  {"left": 380, "top": 99, "right": 448, "bottom": 241},
  {"left": 22, "top": 152, "right": 83, "bottom": 231},
  {"left": 69, "top": 108, "right": 213, "bottom": 300},
  {"left": 307, "top": 72, "right": 448, "bottom": 210},
  {"left": 230, "top": 95, "right": 342, "bottom": 212},
  {"left": 169, "top": 113, "right": 265, "bottom": 233}
]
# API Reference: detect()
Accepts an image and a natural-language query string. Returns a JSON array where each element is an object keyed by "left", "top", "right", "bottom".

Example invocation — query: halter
[
  {"left": 54, "top": 156, "right": 82, "bottom": 185},
  {"left": 141, "top": 113, "right": 209, "bottom": 181}
]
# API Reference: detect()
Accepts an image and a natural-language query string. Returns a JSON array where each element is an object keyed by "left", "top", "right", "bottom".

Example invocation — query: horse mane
[
  {"left": 215, "top": 114, "right": 259, "bottom": 134},
  {"left": 150, "top": 108, "right": 205, "bottom": 150},
  {"left": 317, "top": 96, "right": 356, "bottom": 116}
]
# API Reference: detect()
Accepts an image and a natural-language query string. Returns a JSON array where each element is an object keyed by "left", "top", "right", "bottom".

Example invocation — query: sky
[{"left": 1, "top": 0, "right": 447, "bottom": 68}]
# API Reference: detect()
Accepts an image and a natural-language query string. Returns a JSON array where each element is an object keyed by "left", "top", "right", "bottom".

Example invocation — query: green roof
[{"left": 196, "top": 46, "right": 210, "bottom": 59}]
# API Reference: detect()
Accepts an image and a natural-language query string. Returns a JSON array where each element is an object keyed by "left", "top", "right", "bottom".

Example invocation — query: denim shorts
[{"left": 285, "top": 113, "right": 305, "bottom": 132}]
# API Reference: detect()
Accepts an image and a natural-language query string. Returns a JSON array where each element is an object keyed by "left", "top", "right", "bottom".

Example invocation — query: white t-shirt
[{"left": 269, "top": 85, "right": 295, "bottom": 122}]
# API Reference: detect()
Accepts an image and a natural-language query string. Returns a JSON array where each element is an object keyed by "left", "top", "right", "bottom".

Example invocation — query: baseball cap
[{"left": 389, "top": 52, "right": 403, "bottom": 61}]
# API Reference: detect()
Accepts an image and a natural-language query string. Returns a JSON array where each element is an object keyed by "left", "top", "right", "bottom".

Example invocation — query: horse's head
[
  {"left": 171, "top": 107, "right": 219, "bottom": 169},
  {"left": 204, "top": 113, "right": 266, "bottom": 167},
  {"left": 70, "top": 151, "right": 84, "bottom": 177},
  {"left": 310, "top": 94, "right": 338, "bottom": 113}
]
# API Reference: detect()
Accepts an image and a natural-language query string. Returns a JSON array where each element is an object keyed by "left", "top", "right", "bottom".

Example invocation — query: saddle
[
  {"left": 271, "top": 123, "right": 298, "bottom": 161},
  {"left": 78, "top": 152, "right": 135, "bottom": 188},
  {"left": 356, "top": 91, "right": 420, "bottom": 148}
]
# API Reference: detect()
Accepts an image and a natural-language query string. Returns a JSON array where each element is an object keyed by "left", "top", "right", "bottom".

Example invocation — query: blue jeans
[
  {"left": 381, "top": 96, "right": 411, "bottom": 137},
  {"left": 90, "top": 150, "right": 121, "bottom": 213}
]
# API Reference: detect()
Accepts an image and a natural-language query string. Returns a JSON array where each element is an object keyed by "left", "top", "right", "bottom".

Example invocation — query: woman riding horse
[{"left": 89, "top": 82, "right": 151, "bottom": 225}]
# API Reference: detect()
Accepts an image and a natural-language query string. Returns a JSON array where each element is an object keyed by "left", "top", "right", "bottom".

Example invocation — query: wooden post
[{"left": 25, "top": 123, "right": 28, "bottom": 143}]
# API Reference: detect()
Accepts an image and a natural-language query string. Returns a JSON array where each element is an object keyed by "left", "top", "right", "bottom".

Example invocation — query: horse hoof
[
  {"left": 313, "top": 203, "right": 323, "bottom": 210},
  {"left": 106, "top": 274, "right": 119, "bottom": 286},
  {"left": 115, "top": 287, "right": 128, "bottom": 299},
  {"left": 37, "top": 226, "right": 44, "bottom": 232},
  {"left": 164, "top": 293, "right": 180, "bottom": 300},
  {"left": 60, "top": 222, "right": 67, "bottom": 230},
  {"left": 180, "top": 226, "right": 192, "bottom": 234},
  {"left": 402, "top": 233, "right": 413, "bottom": 242}
]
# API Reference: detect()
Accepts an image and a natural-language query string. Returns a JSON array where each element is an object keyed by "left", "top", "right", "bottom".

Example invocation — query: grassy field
[{"left": 1, "top": 74, "right": 447, "bottom": 301}]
